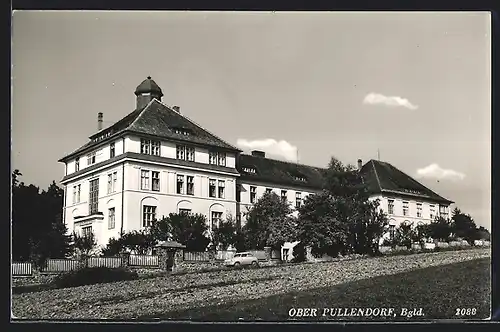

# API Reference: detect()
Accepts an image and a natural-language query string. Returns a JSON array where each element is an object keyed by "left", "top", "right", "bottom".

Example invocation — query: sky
[{"left": 12, "top": 11, "right": 491, "bottom": 229}]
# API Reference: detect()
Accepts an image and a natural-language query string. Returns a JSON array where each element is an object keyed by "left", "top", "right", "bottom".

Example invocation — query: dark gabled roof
[
  {"left": 360, "top": 159, "right": 453, "bottom": 204},
  {"left": 237, "top": 154, "right": 326, "bottom": 190},
  {"left": 59, "top": 99, "right": 240, "bottom": 162}
]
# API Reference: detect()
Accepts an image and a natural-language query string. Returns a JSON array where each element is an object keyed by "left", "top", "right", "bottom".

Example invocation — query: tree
[
  {"left": 476, "top": 226, "right": 490, "bottom": 241},
  {"left": 242, "top": 192, "right": 294, "bottom": 250},
  {"left": 12, "top": 170, "right": 72, "bottom": 264},
  {"left": 120, "top": 230, "right": 156, "bottom": 255},
  {"left": 101, "top": 237, "right": 125, "bottom": 256},
  {"left": 451, "top": 207, "right": 479, "bottom": 245},
  {"left": 211, "top": 214, "right": 239, "bottom": 250},
  {"left": 152, "top": 213, "right": 210, "bottom": 251},
  {"left": 296, "top": 157, "right": 388, "bottom": 257},
  {"left": 296, "top": 192, "right": 349, "bottom": 257},
  {"left": 73, "top": 231, "right": 97, "bottom": 257},
  {"left": 428, "top": 216, "right": 453, "bottom": 242},
  {"left": 394, "top": 222, "right": 416, "bottom": 249}
]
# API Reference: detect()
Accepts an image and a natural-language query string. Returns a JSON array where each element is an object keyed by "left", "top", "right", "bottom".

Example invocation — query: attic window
[
  {"left": 402, "top": 188, "right": 422, "bottom": 195},
  {"left": 294, "top": 176, "right": 307, "bottom": 182},
  {"left": 242, "top": 167, "right": 256, "bottom": 174},
  {"left": 93, "top": 131, "right": 112, "bottom": 142},
  {"left": 172, "top": 127, "right": 193, "bottom": 136}
]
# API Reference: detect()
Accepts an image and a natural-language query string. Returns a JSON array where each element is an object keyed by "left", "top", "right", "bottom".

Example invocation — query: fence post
[
  {"left": 157, "top": 247, "right": 169, "bottom": 271},
  {"left": 120, "top": 252, "right": 130, "bottom": 268},
  {"left": 264, "top": 246, "right": 272, "bottom": 261}
]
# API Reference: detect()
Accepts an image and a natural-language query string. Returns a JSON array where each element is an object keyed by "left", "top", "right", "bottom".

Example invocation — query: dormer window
[
  {"left": 173, "top": 127, "right": 193, "bottom": 136},
  {"left": 87, "top": 152, "right": 96, "bottom": 165},
  {"left": 294, "top": 176, "right": 307, "bottom": 182},
  {"left": 242, "top": 167, "right": 256, "bottom": 174}
]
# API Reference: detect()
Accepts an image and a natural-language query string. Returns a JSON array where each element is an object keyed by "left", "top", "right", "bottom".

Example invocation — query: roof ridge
[
  {"left": 371, "top": 160, "right": 383, "bottom": 192},
  {"left": 242, "top": 153, "right": 326, "bottom": 171},
  {"left": 127, "top": 99, "right": 156, "bottom": 130},
  {"left": 153, "top": 99, "right": 241, "bottom": 151}
]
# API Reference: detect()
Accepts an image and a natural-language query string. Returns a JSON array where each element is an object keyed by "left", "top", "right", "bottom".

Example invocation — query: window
[
  {"left": 388, "top": 199, "right": 394, "bottom": 215},
  {"left": 72, "top": 186, "right": 76, "bottom": 204},
  {"left": 417, "top": 203, "right": 422, "bottom": 218},
  {"left": 177, "top": 175, "right": 185, "bottom": 194},
  {"left": 142, "top": 205, "right": 157, "bottom": 227},
  {"left": 76, "top": 184, "right": 81, "bottom": 203},
  {"left": 243, "top": 167, "right": 256, "bottom": 174},
  {"left": 430, "top": 205, "right": 436, "bottom": 220},
  {"left": 250, "top": 186, "right": 257, "bottom": 204},
  {"left": 439, "top": 205, "right": 448, "bottom": 218},
  {"left": 174, "top": 128, "right": 191, "bottom": 136},
  {"left": 107, "top": 171, "right": 117, "bottom": 194},
  {"left": 209, "top": 151, "right": 226, "bottom": 166},
  {"left": 218, "top": 180, "right": 225, "bottom": 199},
  {"left": 402, "top": 201, "right": 409, "bottom": 216},
  {"left": 294, "top": 176, "right": 306, "bottom": 182},
  {"left": 87, "top": 152, "right": 96, "bottom": 165},
  {"left": 389, "top": 225, "right": 396, "bottom": 240},
  {"left": 151, "top": 141, "right": 160, "bottom": 156},
  {"left": 296, "top": 192, "right": 302, "bottom": 209},
  {"left": 281, "top": 190, "right": 287, "bottom": 202},
  {"left": 209, "top": 179, "right": 216, "bottom": 198},
  {"left": 283, "top": 248, "right": 290, "bottom": 261},
  {"left": 179, "top": 208, "right": 191, "bottom": 215},
  {"left": 82, "top": 226, "right": 92, "bottom": 238},
  {"left": 110, "top": 142, "right": 115, "bottom": 158},
  {"left": 141, "top": 170, "right": 150, "bottom": 190},
  {"left": 152, "top": 171, "right": 160, "bottom": 191},
  {"left": 141, "top": 139, "right": 160, "bottom": 156},
  {"left": 176, "top": 145, "right": 195, "bottom": 161},
  {"left": 108, "top": 208, "right": 115, "bottom": 229},
  {"left": 75, "top": 157, "right": 80, "bottom": 172},
  {"left": 211, "top": 211, "right": 223, "bottom": 230},
  {"left": 89, "top": 178, "right": 99, "bottom": 214},
  {"left": 265, "top": 188, "right": 272, "bottom": 194},
  {"left": 186, "top": 176, "right": 194, "bottom": 195}
]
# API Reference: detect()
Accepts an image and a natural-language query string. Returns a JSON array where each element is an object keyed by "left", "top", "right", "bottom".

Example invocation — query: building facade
[{"left": 59, "top": 77, "right": 453, "bottom": 249}]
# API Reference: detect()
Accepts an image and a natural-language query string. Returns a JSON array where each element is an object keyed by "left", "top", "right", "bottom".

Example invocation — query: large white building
[{"left": 59, "top": 77, "right": 453, "bottom": 248}]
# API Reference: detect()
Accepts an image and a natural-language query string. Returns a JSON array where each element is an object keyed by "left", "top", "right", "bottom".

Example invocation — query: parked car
[{"left": 224, "top": 252, "right": 259, "bottom": 267}]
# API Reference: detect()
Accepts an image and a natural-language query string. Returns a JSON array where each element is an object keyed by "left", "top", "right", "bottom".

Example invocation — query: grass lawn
[{"left": 140, "top": 257, "right": 490, "bottom": 321}]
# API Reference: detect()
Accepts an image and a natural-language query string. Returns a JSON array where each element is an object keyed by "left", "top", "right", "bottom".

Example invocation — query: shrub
[
  {"left": 292, "top": 242, "right": 307, "bottom": 263},
  {"left": 51, "top": 267, "right": 139, "bottom": 289}
]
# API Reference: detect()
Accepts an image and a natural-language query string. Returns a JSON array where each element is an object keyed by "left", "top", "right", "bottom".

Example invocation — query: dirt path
[{"left": 12, "top": 248, "right": 490, "bottom": 320}]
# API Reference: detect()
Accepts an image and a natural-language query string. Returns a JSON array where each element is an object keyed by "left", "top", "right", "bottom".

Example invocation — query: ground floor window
[
  {"left": 82, "top": 225, "right": 93, "bottom": 238},
  {"left": 211, "top": 211, "right": 223, "bottom": 230},
  {"left": 143, "top": 205, "right": 157, "bottom": 227}
]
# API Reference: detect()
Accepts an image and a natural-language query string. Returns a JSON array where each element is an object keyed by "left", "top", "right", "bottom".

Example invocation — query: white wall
[
  {"left": 64, "top": 164, "right": 124, "bottom": 247},
  {"left": 238, "top": 180, "right": 320, "bottom": 221},
  {"left": 369, "top": 194, "right": 452, "bottom": 228},
  {"left": 66, "top": 138, "right": 124, "bottom": 175}
]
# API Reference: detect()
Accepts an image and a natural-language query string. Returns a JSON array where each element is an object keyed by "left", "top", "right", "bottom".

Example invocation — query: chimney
[
  {"left": 97, "top": 112, "right": 103, "bottom": 131},
  {"left": 172, "top": 105, "right": 181, "bottom": 114},
  {"left": 251, "top": 150, "right": 266, "bottom": 158},
  {"left": 357, "top": 159, "right": 362, "bottom": 170}
]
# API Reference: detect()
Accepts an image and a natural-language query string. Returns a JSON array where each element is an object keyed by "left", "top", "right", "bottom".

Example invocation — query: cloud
[
  {"left": 236, "top": 138, "right": 298, "bottom": 162},
  {"left": 415, "top": 164, "right": 466, "bottom": 181},
  {"left": 363, "top": 92, "right": 419, "bottom": 110}
]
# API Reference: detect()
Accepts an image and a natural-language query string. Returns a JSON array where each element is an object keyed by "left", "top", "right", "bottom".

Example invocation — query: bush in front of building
[{"left": 51, "top": 266, "right": 139, "bottom": 289}]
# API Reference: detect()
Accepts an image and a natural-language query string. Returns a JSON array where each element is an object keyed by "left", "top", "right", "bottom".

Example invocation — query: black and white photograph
[{"left": 11, "top": 10, "right": 491, "bottom": 322}]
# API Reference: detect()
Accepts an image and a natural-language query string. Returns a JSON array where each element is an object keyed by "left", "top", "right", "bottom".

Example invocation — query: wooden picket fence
[
  {"left": 128, "top": 254, "right": 159, "bottom": 267},
  {"left": 12, "top": 262, "right": 33, "bottom": 277},
  {"left": 87, "top": 256, "right": 122, "bottom": 268},
  {"left": 183, "top": 251, "right": 211, "bottom": 262},
  {"left": 42, "top": 259, "right": 80, "bottom": 273}
]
